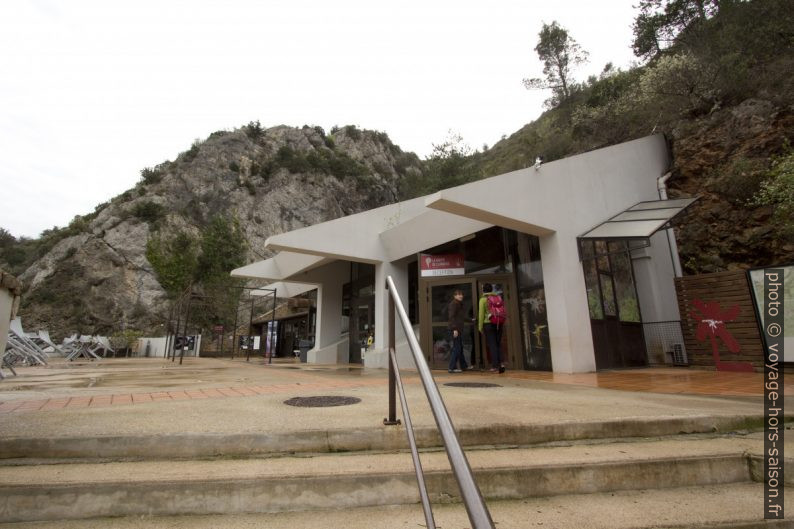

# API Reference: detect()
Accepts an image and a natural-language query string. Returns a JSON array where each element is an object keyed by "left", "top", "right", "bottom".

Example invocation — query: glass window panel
[
  {"left": 516, "top": 233, "right": 543, "bottom": 288},
  {"left": 611, "top": 251, "right": 641, "bottom": 322},
  {"left": 431, "top": 326, "right": 451, "bottom": 367},
  {"left": 464, "top": 227, "right": 512, "bottom": 274},
  {"left": 599, "top": 273, "right": 617, "bottom": 317},
  {"left": 581, "top": 240, "right": 595, "bottom": 260},
  {"left": 611, "top": 208, "right": 681, "bottom": 222},
  {"left": 595, "top": 241, "right": 608, "bottom": 255},
  {"left": 430, "top": 283, "right": 473, "bottom": 324},
  {"left": 583, "top": 260, "right": 603, "bottom": 319}
]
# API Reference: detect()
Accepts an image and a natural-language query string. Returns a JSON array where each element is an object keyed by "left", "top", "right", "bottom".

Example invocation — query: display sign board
[
  {"left": 174, "top": 335, "right": 196, "bottom": 350},
  {"left": 420, "top": 253, "right": 464, "bottom": 277},
  {"left": 748, "top": 265, "right": 792, "bottom": 362}
]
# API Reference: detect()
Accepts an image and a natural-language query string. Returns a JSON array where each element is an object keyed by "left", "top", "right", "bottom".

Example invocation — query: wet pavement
[{"left": 0, "top": 357, "right": 782, "bottom": 440}]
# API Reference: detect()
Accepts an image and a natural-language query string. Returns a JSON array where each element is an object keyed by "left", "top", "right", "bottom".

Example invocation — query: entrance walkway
[{"left": 0, "top": 359, "right": 774, "bottom": 416}]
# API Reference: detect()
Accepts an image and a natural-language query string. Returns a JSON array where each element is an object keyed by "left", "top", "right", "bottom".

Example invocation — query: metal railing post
[
  {"left": 163, "top": 303, "right": 175, "bottom": 360},
  {"left": 388, "top": 347, "right": 435, "bottom": 529},
  {"left": 269, "top": 289, "right": 276, "bottom": 364},
  {"left": 231, "top": 302, "right": 239, "bottom": 360},
  {"left": 384, "top": 287, "right": 400, "bottom": 426},
  {"left": 246, "top": 296, "right": 254, "bottom": 362}
]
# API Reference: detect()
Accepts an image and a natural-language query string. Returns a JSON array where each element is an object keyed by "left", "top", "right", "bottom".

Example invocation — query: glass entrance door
[
  {"left": 422, "top": 280, "right": 480, "bottom": 370},
  {"left": 421, "top": 274, "right": 520, "bottom": 371}
]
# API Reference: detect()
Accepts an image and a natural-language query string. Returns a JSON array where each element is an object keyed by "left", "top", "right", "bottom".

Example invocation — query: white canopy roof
[{"left": 579, "top": 197, "right": 698, "bottom": 240}]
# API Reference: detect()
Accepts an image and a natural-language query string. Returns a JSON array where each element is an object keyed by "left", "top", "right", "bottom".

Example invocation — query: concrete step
[
  {"left": 0, "top": 413, "right": 767, "bottom": 461},
  {"left": 0, "top": 483, "right": 788, "bottom": 529},
  {"left": 0, "top": 434, "right": 782, "bottom": 523}
]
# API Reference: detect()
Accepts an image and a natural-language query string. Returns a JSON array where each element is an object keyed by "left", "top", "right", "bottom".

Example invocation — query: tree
[
  {"left": 523, "top": 21, "right": 589, "bottom": 107},
  {"left": 145, "top": 230, "right": 199, "bottom": 297},
  {"left": 196, "top": 216, "right": 247, "bottom": 283},
  {"left": 631, "top": 0, "right": 720, "bottom": 60},
  {"left": 400, "top": 131, "right": 481, "bottom": 199}
]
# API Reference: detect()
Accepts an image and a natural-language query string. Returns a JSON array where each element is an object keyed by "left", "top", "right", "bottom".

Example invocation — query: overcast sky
[{"left": 0, "top": 0, "right": 639, "bottom": 239}]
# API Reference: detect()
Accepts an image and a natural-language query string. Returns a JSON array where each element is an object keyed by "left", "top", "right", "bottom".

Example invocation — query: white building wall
[
  {"left": 137, "top": 337, "right": 169, "bottom": 357},
  {"left": 632, "top": 230, "right": 682, "bottom": 323}
]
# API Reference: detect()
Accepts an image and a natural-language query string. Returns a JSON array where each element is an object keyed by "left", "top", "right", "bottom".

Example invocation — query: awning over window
[{"left": 579, "top": 197, "right": 698, "bottom": 240}]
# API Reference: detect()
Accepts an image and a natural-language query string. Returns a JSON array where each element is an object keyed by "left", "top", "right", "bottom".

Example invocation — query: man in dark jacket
[{"left": 447, "top": 289, "right": 470, "bottom": 373}]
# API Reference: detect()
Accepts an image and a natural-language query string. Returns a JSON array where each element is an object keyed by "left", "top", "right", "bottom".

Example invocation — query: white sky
[{"left": 0, "top": 0, "right": 639, "bottom": 239}]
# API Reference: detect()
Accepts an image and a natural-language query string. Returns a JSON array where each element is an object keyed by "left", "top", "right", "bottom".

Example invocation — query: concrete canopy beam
[
  {"left": 231, "top": 252, "right": 329, "bottom": 281},
  {"left": 378, "top": 209, "right": 492, "bottom": 262}
]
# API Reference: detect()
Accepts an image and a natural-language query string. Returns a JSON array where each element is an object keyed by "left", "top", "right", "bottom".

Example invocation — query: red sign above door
[{"left": 420, "top": 253, "right": 465, "bottom": 277}]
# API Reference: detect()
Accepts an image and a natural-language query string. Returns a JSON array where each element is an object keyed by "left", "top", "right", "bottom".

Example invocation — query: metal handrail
[
  {"left": 385, "top": 275, "right": 495, "bottom": 529},
  {"left": 387, "top": 346, "right": 435, "bottom": 529}
]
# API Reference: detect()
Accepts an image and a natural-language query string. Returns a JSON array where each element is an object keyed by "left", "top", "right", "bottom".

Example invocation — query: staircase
[{"left": 0, "top": 416, "right": 787, "bottom": 528}]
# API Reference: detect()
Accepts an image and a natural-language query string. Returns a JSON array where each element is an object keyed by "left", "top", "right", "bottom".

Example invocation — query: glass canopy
[{"left": 579, "top": 197, "right": 698, "bottom": 240}]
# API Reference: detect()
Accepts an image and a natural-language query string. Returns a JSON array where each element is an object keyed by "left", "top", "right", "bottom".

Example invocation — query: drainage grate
[
  {"left": 443, "top": 382, "right": 502, "bottom": 388},
  {"left": 283, "top": 396, "right": 362, "bottom": 407}
]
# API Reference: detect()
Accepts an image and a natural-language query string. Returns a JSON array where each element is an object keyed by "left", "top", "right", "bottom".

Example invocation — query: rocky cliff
[
  {"left": 668, "top": 99, "right": 794, "bottom": 272},
  {"left": 15, "top": 124, "right": 421, "bottom": 338}
]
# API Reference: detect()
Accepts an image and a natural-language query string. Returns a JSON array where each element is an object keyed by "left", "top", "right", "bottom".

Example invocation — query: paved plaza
[{"left": 0, "top": 357, "right": 790, "bottom": 528}]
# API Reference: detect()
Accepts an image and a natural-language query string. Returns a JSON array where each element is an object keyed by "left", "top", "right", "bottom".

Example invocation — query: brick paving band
[{"left": 0, "top": 367, "right": 777, "bottom": 415}]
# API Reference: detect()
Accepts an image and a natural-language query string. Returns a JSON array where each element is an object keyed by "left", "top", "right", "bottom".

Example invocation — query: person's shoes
[
  {"left": 499, "top": 366, "right": 506, "bottom": 374},
  {"left": 448, "top": 369, "right": 454, "bottom": 373},
  {"left": 466, "top": 365, "right": 475, "bottom": 370},
  {"left": 489, "top": 368, "right": 498, "bottom": 373},
  {"left": 453, "top": 369, "right": 462, "bottom": 373}
]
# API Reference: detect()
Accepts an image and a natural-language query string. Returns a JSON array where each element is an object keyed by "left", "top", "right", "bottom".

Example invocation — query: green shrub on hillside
[
  {"left": 140, "top": 166, "right": 164, "bottom": 185},
  {"left": 265, "top": 145, "right": 370, "bottom": 180},
  {"left": 244, "top": 120, "right": 264, "bottom": 140},
  {"left": 344, "top": 125, "right": 362, "bottom": 141},
  {"left": 131, "top": 201, "right": 165, "bottom": 225},
  {"left": 753, "top": 151, "right": 794, "bottom": 237},
  {"left": 180, "top": 139, "right": 202, "bottom": 163},
  {"left": 716, "top": 157, "right": 768, "bottom": 205}
]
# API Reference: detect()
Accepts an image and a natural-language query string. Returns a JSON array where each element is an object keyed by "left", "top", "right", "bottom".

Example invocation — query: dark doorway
[
  {"left": 581, "top": 240, "right": 646, "bottom": 369},
  {"left": 344, "top": 262, "right": 375, "bottom": 364}
]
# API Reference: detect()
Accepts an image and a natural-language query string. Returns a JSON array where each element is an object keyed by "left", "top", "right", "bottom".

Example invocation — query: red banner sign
[{"left": 420, "top": 253, "right": 465, "bottom": 277}]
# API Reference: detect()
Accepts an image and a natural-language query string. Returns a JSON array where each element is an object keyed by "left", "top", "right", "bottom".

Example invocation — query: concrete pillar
[
  {"left": 366, "top": 259, "right": 415, "bottom": 369},
  {"left": 299, "top": 260, "right": 349, "bottom": 364},
  {"left": 539, "top": 233, "right": 597, "bottom": 373}
]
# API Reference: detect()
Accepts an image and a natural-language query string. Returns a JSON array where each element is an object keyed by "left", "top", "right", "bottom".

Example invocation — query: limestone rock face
[{"left": 18, "top": 125, "right": 421, "bottom": 339}]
